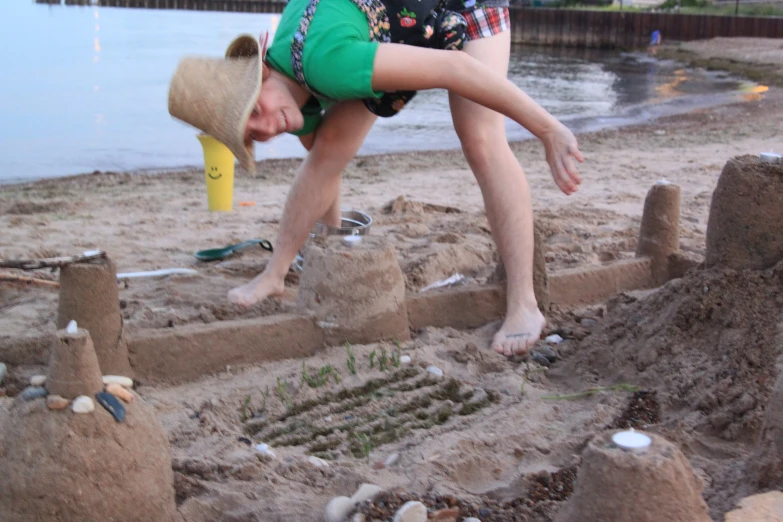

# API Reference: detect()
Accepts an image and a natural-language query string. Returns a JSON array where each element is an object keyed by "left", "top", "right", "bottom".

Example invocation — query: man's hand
[{"left": 541, "top": 123, "right": 584, "bottom": 195}]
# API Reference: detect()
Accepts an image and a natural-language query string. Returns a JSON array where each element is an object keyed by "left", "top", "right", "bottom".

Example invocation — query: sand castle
[{"left": 0, "top": 322, "right": 178, "bottom": 521}]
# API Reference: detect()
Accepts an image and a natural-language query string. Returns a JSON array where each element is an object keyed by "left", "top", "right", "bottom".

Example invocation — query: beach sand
[{"left": 1, "top": 39, "right": 782, "bottom": 521}]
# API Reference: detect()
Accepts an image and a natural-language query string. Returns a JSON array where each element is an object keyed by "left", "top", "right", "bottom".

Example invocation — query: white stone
[
  {"left": 102, "top": 375, "right": 133, "bottom": 388},
  {"left": 400, "top": 355, "right": 412, "bottom": 365},
  {"left": 66, "top": 320, "right": 78, "bottom": 334},
  {"left": 307, "top": 456, "right": 330, "bottom": 468},
  {"left": 426, "top": 366, "right": 444, "bottom": 378},
  {"left": 30, "top": 375, "right": 47, "bottom": 387},
  {"left": 545, "top": 334, "right": 564, "bottom": 344},
  {"left": 254, "top": 443, "right": 276, "bottom": 458},
  {"left": 352, "top": 514, "right": 367, "bottom": 522},
  {"left": 384, "top": 452, "right": 400, "bottom": 467},
  {"left": 351, "top": 483, "right": 383, "bottom": 504},
  {"left": 393, "top": 501, "right": 427, "bottom": 522},
  {"left": 325, "top": 496, "right": 355, "bottom": 522},
  {"left": 653, "top": 130, "right": 666, "bottom": 136},
  {"left": 0, "top": 362, "right": 7, "bottom": 385},
  {"left": 72, "top": 396, "right": 95, "bottom": 414}
]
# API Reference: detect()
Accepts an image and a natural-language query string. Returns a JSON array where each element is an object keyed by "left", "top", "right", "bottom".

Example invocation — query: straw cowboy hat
[{"left": 168, "top": 32, "right": 269, "bottom": 173}]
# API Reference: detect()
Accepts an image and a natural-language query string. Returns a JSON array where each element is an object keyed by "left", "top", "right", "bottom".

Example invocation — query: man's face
[{"left": 245, "top": 77, "right": 304, "bottom": 143}]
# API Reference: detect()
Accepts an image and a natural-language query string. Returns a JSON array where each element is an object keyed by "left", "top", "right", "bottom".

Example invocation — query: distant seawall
[{"left": 41, "top": 0, "right": 783, "bottom": 48}]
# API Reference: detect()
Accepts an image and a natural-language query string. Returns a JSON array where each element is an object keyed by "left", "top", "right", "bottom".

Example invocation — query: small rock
[
  {"left": 46, "top": 394, "right": 70, "bottom": 411},
  {"left": 384, "top": 452, "right": 400, "bottom": 467},
  {"left": 325, "top": 416, "right": 333, "bottom": 423},
  {"left": 514, "top": 447, "right": 525, "bottom": 458},
  {"left": 352, "top": 483, "right": 383, "bottom": 504},
  {"left": 0, "top": 362, "right": 6, "bottom": 386},
  {"left": 352, "top": 514, "right": 367, "bottom": 522},
  {"left": 531, "top": 351, "right": 551, "bottom": 367},
  {"left": 66, "top": 320, "right": 78, "bottom": 334},
  {"left": 325, "top": 496, "right": 355, "bottom": 522},
  {"left": 105, "top": 383, "right": 134, "bottom": 403},
  {"left": 654, "top": 129, "right": 666, "bottom": 136},
  {"left": 344, "top": 414, "right": 355, "bottom": 421},
  {"left": 393, "top": 501, "right": 427, "bottom": 522},
  {"left": 478, "top": 507, "right": 492, "bottom": 518},
  {"left": 372, "top": 461, "right": 385, "bottom": 470},
  {"left": 254, "top": 443, "right": 276, "bottom": 458},
  {"left": 580, "top": 318, "right": 597, "bottom": 328},
  {"left": 21, "top": 386, "right": 48, "bottom": 401},
  {"left": 237, "top": 436, "right": 252, "bottom": 446},
  {"left": 535, "top": 344, "right": 557, "bottom": 362},
  {"left": 545, "top": 334, "right": 563, "bottom": 344},
  {"left": 426, "top": 366, "right": 444, "bottom": 378},
  {"left": 400, "top": 355, "right": 412, "bottom": 365},
  {"left": 30, "top": 375, "right": 47, "bottom": 387},
  {"left": 307, "top": 456, "right": 330, "bottom": 469},
  {"left": 72, "top": 395, "right": 95, "bottom": 413},
  {"left": 429, "top": 507, "right": 459, "bottom": 521},
  {"left": 96, "top": 391, "right": 126, "bottom": 422},
  {"left": 102, "top": 375, "right": 133, "bottom": 388},
  {"left": 464, "top": 519, "right": 482, "bottom": 522}
]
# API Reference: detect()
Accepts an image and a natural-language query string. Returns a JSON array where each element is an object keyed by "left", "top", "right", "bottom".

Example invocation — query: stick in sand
[
  {"left": 0, "top": 273, "right": 60, "bottom": 288},
  {"left": 0, "top": 250, "right": 106, "bottom": 271}
]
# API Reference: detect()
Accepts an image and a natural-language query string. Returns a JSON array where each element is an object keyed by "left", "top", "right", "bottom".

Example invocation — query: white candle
[
  {"left": 760, "top": 152, "right": 781, "bottom": 164},
  {"left": 612, "top": 429, "right": 652, "bottom": 453}
]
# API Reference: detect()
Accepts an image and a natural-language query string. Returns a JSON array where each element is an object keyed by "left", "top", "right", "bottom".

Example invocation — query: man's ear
[{"left": 262, "top": 63, "right": 271, "bottom": 81}]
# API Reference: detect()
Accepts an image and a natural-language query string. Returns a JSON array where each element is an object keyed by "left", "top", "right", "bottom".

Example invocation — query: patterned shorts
[{"left": 463, "top": 6, "right": 510, "bottom": 41}]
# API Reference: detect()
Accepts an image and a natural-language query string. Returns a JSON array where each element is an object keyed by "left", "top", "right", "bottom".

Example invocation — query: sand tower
[
  {"left": 0, "top": 325, "right": 178, "bottom": 522},
  {"left": 56, "top": 255, "right": 133, "bottom": 377},
  {"left": 554, "top": 430, "right": 711, "bottom": 522},
  {"left": 297, "top": 235, "right": 410, "bottom": 345},
  {"left": 705, "top": 155, "right": 783, "bottom": 270},
  {"left": 636, "top": 182, "right": 681, "bottom": 285}
]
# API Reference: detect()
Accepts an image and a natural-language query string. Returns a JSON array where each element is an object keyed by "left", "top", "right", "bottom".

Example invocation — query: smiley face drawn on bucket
[{"left": 207, "top": 166, "right": 223, "bottom": 181}]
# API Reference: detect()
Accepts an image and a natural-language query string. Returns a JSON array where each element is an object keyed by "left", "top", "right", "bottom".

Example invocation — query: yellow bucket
[{"left": 197, "top": 133, "right": 235, "bottom": 212}]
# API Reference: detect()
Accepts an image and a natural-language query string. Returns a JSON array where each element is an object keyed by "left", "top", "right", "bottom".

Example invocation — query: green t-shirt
[{"left": 265, "top": 0, "right": 384, "bottom": 136}]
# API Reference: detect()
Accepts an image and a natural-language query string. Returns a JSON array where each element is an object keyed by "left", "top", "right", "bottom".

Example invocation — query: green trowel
[{"left": 194, "top": 239, "right": 273, "bottom": 262}]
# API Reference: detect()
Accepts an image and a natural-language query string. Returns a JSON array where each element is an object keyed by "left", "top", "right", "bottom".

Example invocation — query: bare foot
[
  {"left": 227, "top": 271, "right": 285, "bottom": 307},
  {"left": 492, "top": 307, "right": 546, "bottom": 357}
]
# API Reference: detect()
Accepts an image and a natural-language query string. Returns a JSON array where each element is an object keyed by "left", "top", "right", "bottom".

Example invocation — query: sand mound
[
  {"left": 0, "top": 395, "right": 179, "bottom": 521},
  {"left": 558, "top": 261, "right": 783, "bottom": 443}
]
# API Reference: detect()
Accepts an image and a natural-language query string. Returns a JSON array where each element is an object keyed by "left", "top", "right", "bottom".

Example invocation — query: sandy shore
[{"left": 1, "top": 38, "right": 782, "bottom": 521}]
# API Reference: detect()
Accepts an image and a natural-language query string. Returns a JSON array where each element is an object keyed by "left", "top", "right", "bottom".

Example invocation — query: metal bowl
[{"left": 310, "top": 209, "right": 372, "bottom": 238}]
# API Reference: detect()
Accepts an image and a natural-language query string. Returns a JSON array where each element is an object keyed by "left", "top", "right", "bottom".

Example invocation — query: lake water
[{"left": 0, "top": 0, "right": 752, "bottom": 183}]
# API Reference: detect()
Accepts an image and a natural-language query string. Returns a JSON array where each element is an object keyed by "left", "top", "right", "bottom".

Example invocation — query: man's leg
[
  {"left": 449, "top": 27, "right": 545, "bottom": 356},
  {"left": 228, "top": 101, "right": 377, "bottom": 306}
]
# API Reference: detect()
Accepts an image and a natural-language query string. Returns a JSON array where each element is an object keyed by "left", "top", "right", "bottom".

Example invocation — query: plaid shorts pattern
[{"left": 464, "top": 6, "right": 510, "bottom": 41}]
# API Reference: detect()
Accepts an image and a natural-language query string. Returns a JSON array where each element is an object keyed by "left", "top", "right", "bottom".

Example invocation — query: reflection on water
[{"left": 0, "top": 1, "right": 753, "bottom": 183}]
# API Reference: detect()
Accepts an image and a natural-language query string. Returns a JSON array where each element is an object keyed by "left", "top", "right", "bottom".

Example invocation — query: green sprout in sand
[
  {"left": 276, "top": 377, "right": 292, "bottom": 409},
  {"left": 345, "top": 342, "right": 357, "bottom": 375},
  {"left": 369, "top": 349, "right": 376, "bottom": 369},
  {"left": 354, "top": 432, "right": 372, "bottom": 462}
]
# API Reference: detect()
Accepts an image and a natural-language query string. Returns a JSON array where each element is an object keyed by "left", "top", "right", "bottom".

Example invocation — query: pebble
[
  {"left": 351, "top": 483, "right": 383, "bottom": 504},
  {"left": 21, "top": 386, "right": 48, "bottom": 401},
  {"left": 478, "top": 508, "right": 492, "bottom": 518},
  {"left": 102, "top": 375, "right": 133, "bottom": 389},
  {"left": 531, "top": 352, "right": 551, "bottom": 368},
  {"left": 352, "top": 515, "right": 367, "bottom": 522},
  {"left": 105, "top": 383, "right": 134, "bottom": 403},
  {"left": 430, "top": 507, "right": 459, "bottom": 521},
  {"left": 324, "top": 496, "right": 355, "bottom": 522},
  {"left": 545, "top": 334, "right": 564, "bottom": 344},
  {"left": 72, "top": 396, "right": 95, "bottom": 413},
  {"left": 464, "top": 519, "right": 482, "bottom": 522},
  {"left": 654, "top": 129, "right": 666, "bottom": 136},
  {"left": 96, "top": 391, "right": 126, "bottom": 422},
  {"left": 0, "top": 362, "right": 6, "bottom": 386},
  {"left": 254, "top": 443, "right": 276, "bottom": 458},
  {"left": 400, "top": 355, "right": 412, "bottom": 365},
  {"left": 384, "top": 452, "right": 400, "bottom": 467},
  {"left": 324, "top": 416, "right": 333, "bottom": 423},
  {"left": 393, "top": 501, "right": 427, "bottom": 522},
  {"left": 535, "top": 344, "right": 558, "bottom": 363},
  {"left": 307, "top": 456, "right": 330, "bottom": 468},
  {"left": 46, "top": 394, "right": 70, "bottom": 411},
  {"left": 30, "top": 375, "right": 47, "bottom": 387},
  {"left": 580, "top": 318, "right": 597, "bottom": 328},
  {"left": 426, "top": 365, "right": 444, "bottom": 378}
]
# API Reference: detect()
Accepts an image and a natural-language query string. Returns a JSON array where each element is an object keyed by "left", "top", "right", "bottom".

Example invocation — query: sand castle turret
[
  {"left": 0, "top": 324, "right": 178, "bottom": 521},
  {"left": 56, "top": 255, "right": 133, "bottom": 377},
  {"left": 555, "top": 430, "right": 711, "bottom": 522},
  {"left": 705, "top": 155, "right": 783, "bottom": 270},
  {"left": 636, "top": 182, "right": 681, "bottom": 285},
  {"left": 297, "top": 235, "right": 410, "bottom": 345}
]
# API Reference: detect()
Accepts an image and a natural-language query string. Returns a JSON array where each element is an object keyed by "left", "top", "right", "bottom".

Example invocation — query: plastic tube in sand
[
  {"left": 705, "top": 154, "right": 783, "bottom": 271},
  {"left": 198, "top": 133, "right": 235, "bottom": 212},
  {"left": 636, "top": 181, "right": 680, "bottom": 285},
  {"left": 46, "top": 325, "right": 104, "bottom": 399},
  {"left": 56, "top": 256, "right": 133, "bottom": 377},
  {"left": 554, "top": 430, "right": 711, "bottom": 522}
]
